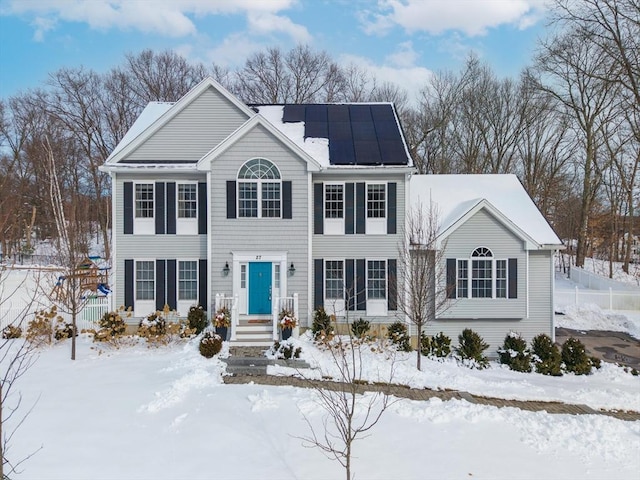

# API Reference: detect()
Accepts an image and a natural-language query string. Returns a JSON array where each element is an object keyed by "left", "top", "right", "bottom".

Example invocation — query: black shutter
[
  {"left": 167, "top": 259, "right": 177, "bottom": 310},
  {"left": 124, "top": 259, "right": 134, "bottom": 310},
  {"left": 356, "top": 259, "right": 366, "bottom": 310},
  {"left": 198, "top": 259, "right": 208, "bottom": 310},
  {"left": 387, "top": 182, "right": 397, "bottom": 235},
  {"left": 166, "top": 182, "right": 176, "bottom": 235},
  {"left": 124, "top": 182, "right": 133, "bottom": 234},
  {"left": 345, "top": 183, "right": 355, "bottom": 235},
  {"left": 356, "top": 183, "right": 365, "bottom": 234},
  {"left": 446, "top": 258, "right": 456, "bottom": 299},
  {"left": 198, "top": 182, "right": 207, "bottom": 234},
  {"left": 388, "top": 259, "right": 397, "bottom": 310},
  {"left": 345, "top": 259, "right": 355, "bottom": 310},
  {"left": 283, "top": 181, "right": 292, "bottom": 219},
  {"left": 155, "top": 182, "right": 165, "bottom": 234},
  {"left": 508, "top": 258, "right": 518, "bottom": 299},
  {"left": 155, "top": 259, "right": 166, "bottom": 311},
  {"left": 313, "top": 183, "right": 323, "bottom": 234},
  {"left": 314, "top": 259, "right": 324, "bottom": 309},
  {"left": 226, "top": 181, "right": 236, "bottom": 219}
]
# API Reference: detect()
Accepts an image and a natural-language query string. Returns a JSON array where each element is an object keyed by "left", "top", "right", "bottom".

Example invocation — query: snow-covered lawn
[{"left": 4, "top": 333, "right": 639, "bottom": 480}]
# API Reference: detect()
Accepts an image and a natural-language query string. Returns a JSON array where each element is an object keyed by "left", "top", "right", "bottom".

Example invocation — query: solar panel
[
  {"left": 283, "top": 104, "right": 306, "bottom": 123},
  {"left": 378, "top": 140, "right": 408, "bottom": 165},
  {"left": 328, "top": 121, "right": 352, "bottom": 141},
  {"left": 306, "top": 105, "right": 328, "bottom": 123},
  {"left": 351, "top": 121, "right": 376, "bottom": 140},
  {"left": 370, "top": 105, "right": 396, "bottom": 122},
  {"left": 306, "top": 121, "right": 328, "bottom": 138},
  {"left": 354, "top": 140, "right": 382, "bottom": 165},
  {"left": 329, "top": 140, "right": 356, "bottom": 165},
  {"left": 327, "top": 105, "right": 350, "bottom": 123},
  {"left": 349, "top": 105, "right": 373, "bottom": 122},
  {"left": 373, "top": 120, "right": 400, "bottom": 140}
]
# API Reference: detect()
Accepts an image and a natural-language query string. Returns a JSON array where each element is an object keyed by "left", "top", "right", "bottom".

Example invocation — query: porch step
[
  {"left": 230, "top": 323, "right": 274, "bottom": 347},
  {"left": 222, "top": 355, "right": 311, "bottom": 376}
]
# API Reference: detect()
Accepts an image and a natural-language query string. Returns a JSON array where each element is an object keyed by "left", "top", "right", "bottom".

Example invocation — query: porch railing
[
  {"left": 273, "top": 293, "right": 299, "bottom": 341},
  {"left": 214, "top": 293, "right": 238, "bottom": 340}
]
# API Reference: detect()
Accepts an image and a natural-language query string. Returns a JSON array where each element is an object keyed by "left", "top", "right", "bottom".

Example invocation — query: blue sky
[{"left": 0, "top": 0, "right": 549, "bottom": 102}]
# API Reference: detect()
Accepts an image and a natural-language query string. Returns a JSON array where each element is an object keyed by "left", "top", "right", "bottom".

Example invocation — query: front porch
[{"left": 214, "top": 293, "right": 299, "bottom": 346}]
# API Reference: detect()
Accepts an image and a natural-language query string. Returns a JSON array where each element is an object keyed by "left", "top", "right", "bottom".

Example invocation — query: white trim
[
  {"left": 526, "top": 250, "right": 530, "bottom": 319},
  {"left": 323, "top": 258, "right": 346, "bottom": 316},
  {"left": 365, "top": 258, "right": 388, "bottom": 317},
  {"left": 365, "top": 182, "right": 387, "bottom": 235},
  {"left": 323, "top": 182, "right": 345, "bottom": 235},
  {"left": 176, "top": 258, "right": 199, "bottom": 316},
  {"left": 176, "top": 181, "right": 199, "bottom": 235},
  {"left": 307, "top": 173, "right": 313, "bottom": 327},
  {"left": 231, "top": 251, "right": 289, "bottom": 315},
  {"left": 110, "top": 171, "right": 117, "bottom": 312},
  {"left": 133, "top": 181, "right": 155, "bottom": 235},
  {"left": 206, "top": 172, "right": 212, "bottom": 313},
  {"left": 134, "top": 258, "right": 155, "bottom": 318}
]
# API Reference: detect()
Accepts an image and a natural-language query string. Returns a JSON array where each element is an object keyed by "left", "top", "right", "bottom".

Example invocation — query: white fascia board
[
  {"left": 196, "top": 115, "right": 323, "bottom": 172},
  {"left": 107, "top": 77, "right": 255, "bottom": 165},
  {"left": 99, "top": 164, "right": 200, "bottom": 174},
  {"left": 319, "top": 166, "right": 415, "bottom": 175}
]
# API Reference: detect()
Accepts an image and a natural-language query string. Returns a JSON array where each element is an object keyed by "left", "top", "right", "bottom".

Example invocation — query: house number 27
[{"left": 255, "top": 255, "right": 262, "bottom": 260}]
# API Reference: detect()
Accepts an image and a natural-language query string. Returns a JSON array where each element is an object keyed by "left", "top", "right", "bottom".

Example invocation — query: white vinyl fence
[
  {"left": 555, "top": 287, "right": 640, "bottom": 311},
  {"left": 0, "top": 296, "right": 109, "bottom": 332},
  {"left": 569, "top": 266, "right": 640, "bottom": 292}
]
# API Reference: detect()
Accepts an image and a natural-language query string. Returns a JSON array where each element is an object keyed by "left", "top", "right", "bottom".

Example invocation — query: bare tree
[{"left": 396, "top": 202, "right": 452, "bottom": 370}]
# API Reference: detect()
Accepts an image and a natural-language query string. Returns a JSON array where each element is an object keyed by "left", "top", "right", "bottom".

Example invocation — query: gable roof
[
  {"left": 409, "top": 174, "right": 563, "bottom": 249},
  {"left": 105, "top": 77, "right": 255, "bottom": 164},
  {"left": 255, "top": 104, "right": 412, "bottom": 168}
]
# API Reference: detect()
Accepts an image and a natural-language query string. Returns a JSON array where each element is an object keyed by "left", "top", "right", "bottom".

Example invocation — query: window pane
[
  {"left": 178, "top": 261, "right": 198, "bottom": 301},
  {"left": 325, "top": 185, "right": 343, "bottom": 219},
  {"left": 367, "top": 260, "right": 386, "bottom": 299},
  {"left": 135, "top": 184, "right": 154, "bottom": 218},
  {"left": 457, "top": 259, "right": 468, "bottom": 298},
  {"left": 135, "top": 261, "right": 154, "bottom": 300},
  {"left": 325, "top": 260, "right": 344, "bottom": 299},
  {"left": 274, "top": 264, "right": 281, "bottom": 289},
  {"left": 178, "top": 184, "right": 197, "bottom": 219},
  {"left": 367, "top": 184, "right": 386, "bottom": 218},
  {"left": 240, "top": 264, "right": 247, "bottom": 289},
  {"left": 239, "top": 158, "right": 280, "bottom": 179},
  {"left": 472, "top": 259, "right": 492, "bottom": 298},
  {"left": 261, "top": 182, "right": 281, "bottom": 218},
  {"left": 496, "top": 259, "right": 507, "bottom": 298},
  {"left": 238, "top": 182, "right": 258, "bottom": 217}
]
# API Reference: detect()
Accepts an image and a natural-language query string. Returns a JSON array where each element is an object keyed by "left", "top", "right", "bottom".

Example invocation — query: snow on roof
[
  {"left": 410, "top": 174, "right": 562, "bottom": 247},
  {"left": 256, "top": 105, "right": 330, "bottom": 167},
  {"left": 107, "top": 102, "right": 174, "bottom": 161}
]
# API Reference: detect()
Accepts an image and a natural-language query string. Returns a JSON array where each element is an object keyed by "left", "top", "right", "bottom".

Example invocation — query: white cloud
[
  {"left": 205, "top": 32, "right": 266, "bottom": 68},
  {"left": 361, "top": 0, "right": 547, "bottom": 37},
  {"left": 385, "top": 41, "right": 418, "bottom": 68},
  {"left": 247, "top": 12, "right": 311, "bottom": 43}
]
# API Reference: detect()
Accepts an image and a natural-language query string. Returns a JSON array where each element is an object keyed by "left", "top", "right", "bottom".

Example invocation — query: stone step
[
  {"left": 225, "top": 365, "right": 268, "bottom": 376},
  {"left": 222, "top": 355, "right": 311, "bottom": 375}
]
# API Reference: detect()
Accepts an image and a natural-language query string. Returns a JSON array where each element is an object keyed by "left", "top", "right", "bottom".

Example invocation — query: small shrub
[
  {"left": 138, "top": 310, "right": 168, "bottom": 342},
  {"left": 590, "top": 356, "right": 602, "bottom": 370},
  {"left": 54, "top": 318, "right": 77, "bottom": 341},
  {"left": 387, "top": 321, "right": 412, "bottom": 352},
  {"left": 420, "top": 332, "right": 452, "bottom": 358},
  {"left": 561, "top": 337, "right": 593, "bottom": 375},
  {"left": 199, "top": 331, "right": 223, "bottom": 358},
  {"left": 312, "top": 307, "right": 334, "bottom": 340},
  {"left": 497, "top": 332, "right": 532, "bottom": 373},
  {"left": 270, "top": 340, "right": 302, "bottom": 360},
  {"left": 350, "top": 318, "right": 370, "bottom": 338},
  {"left": 2, "top": 324, "right": 22, "bottom": 339},
  {"left": 530, "top": 334, "right": 562, "bottom": 376},
  {"left": 455, "top": 328, "right": 489, "bottom": 369},
  {"left": 26, "top": 306, "right": 58, "bottom": 345},
  {"left": 187, "top": 305, "right": 208, "bottom": 334},
  {"left": 95, "top": 308, "right": 128, "bottom": 342}
]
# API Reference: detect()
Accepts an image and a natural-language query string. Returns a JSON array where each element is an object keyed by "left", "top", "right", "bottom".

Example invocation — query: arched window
[
  {"left": 237, "top": 159, "right": 281, "bottom": 218},
  {"left": 471, "top": 247, "right": 493, "bottom": 298},
  {"left": 453, "top": 247, "right": 509, "bottom": 299}
]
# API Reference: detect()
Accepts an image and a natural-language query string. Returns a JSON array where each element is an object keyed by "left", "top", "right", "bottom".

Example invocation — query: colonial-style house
[{"left": 101, "top": 77, "right": 563, "bottom": 350}]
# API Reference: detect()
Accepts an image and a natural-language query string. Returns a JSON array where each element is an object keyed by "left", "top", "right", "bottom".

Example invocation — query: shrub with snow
[
  {"left": 270, "top": 340, "right": 302, "bottom": 360},
  {"left": 312, "top": 307, "right": 334, "bottom": 340},
  {"left": 387, "top": 321, "right": 412, "bottom": 352},
  {"left": 498, "top": 332, "right": 532, "bottom": 373},
  {"left": 561, "top": 338, "right": 593, "bottom": 375},
  {"left": 420, "top": 332, "right": 451, "bottom": 358},
  {"left": 199, "top": 331, "right": 223, "bottom": 358},
  {"left": 455, "top": 328, "right": 489, "bottom": 369},
  {"left": 187, "top": 305, "right": 208, "bottom": 334},
  {"left": 95, "top": 308, "right": 128, "bottom": 342},
  {"left": 531, "top": 334, "right": 562, "bottom": 376},
  {"left": 54, "top": 318, "right": 77, "bottom": 341},
  {"left": 26, "top": 306, "right": 57, "bottom": 345},
  {"left": 350, "top": 318, "right": 370, "bottom": 338},
  {"left": 2, "top": 324, "right": 22, "bottom": 339}
]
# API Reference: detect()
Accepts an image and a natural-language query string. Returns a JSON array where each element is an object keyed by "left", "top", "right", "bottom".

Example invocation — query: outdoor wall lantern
[
  {"left": 288, "top": 263, "right": 296, "bottom": 275},
  {"left": 222, "top": 262, "right": 230, "bottom": 276}
]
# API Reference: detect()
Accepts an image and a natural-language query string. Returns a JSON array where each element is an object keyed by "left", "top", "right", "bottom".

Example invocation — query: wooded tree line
[{"left": 0, "top": 0, "right": 637, "bottom": 273}]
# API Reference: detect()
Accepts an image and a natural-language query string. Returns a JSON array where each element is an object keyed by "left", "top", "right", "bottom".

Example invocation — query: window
[
  {"left": 367, "top": 260, "right": 386, "bottom": 299},
  {"left": 178, "top": 261, "right": 197, "bottom": 301},
  {"left": 135, "top": 261, "right": 154, "bottom": 300},
  {"left": 496, "top": 259, "right": 507, "bottom": 298},
  {"left": 367, "top": 184, "right": 386, "bottom": 218},
  {"left": 135, "top": 184, "right": 153, "bottom": 218},
  {"left": 240, "top": 264, "right": 247, "bottom": 289},
  {"left": 325, "top": 260, "right": 344, "bottom": 299},
  {"left": 178, "top": 184, "right": 197, "bottom": 219},
  {"left": 457, "top": 260, "right": 468, "bottom": 298},
  {"left": 454, "top": 248, "right": 512, "bottom": 299},
  {"left": 238, "top": 158, "right": 281, "bottom": 218},
  {"left": 471, "top": 248, "right": 493, "bottom": 298},
  {"left": 325, "top": 185, "right": 344, "bottom": 219},
  {"left": 274, "top": 263, "right": 281, "bottom": 290}
]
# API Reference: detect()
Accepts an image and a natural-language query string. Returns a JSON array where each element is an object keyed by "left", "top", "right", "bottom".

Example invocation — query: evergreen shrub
[
  {"left": 187, "top": 305, "right": 208, "bottom": 334},
  {"left": 420, "top": 332, "right": 451, "bottom": 358},
  {"left": 312, "top": 307, "right": 334, "bottom": 340},
  {"left": 561, "top": 337, "right": 593, "bottom": 375},
  {"left": 350, "top": 319, "right": 370, "bottom": 338},
  {"left": 387, "top": 321, "right": 412, "bottom": 352},
  {"left": 531, "top": 333, "right": 562, "bottom": 376},
  {"left": 455, "top": 328, "right": 489, "bottom": 369},
  {"left": 199, "top": 331, "right": 223, "bottom": 358},
  {"left": 497, "top": 332, "right": 532, "bottom": 373},
  {"left": 271, "top": 340, "right": 302, "bottom": 359}
]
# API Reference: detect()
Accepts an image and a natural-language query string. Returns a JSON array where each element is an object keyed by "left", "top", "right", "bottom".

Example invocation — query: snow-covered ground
[{"left": 2, "top": 267, "right": 640, "bottom": 479}]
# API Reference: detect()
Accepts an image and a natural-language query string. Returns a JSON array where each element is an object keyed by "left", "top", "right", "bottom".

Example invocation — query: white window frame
[
  {"left": 366, "top": 182, "right": 386, "bottom": 235},
  {"left": 237, "top": 158, "right": 282, "bottom": 219},
  {"left": 134, "top": 183, "right": 154, "bottom": 235},
  {"left": 324, "top": 259, "right": 345, "bottom": 315},
  {"left": 176, "top": 182, "right": 198, "bottom": 235},
  {"left": 134, "top": 259, "right": 155, "bottom": 317},
  {"left": 366, "top": 259, "right": 387, "bottom": 316},
  {"left": 177, "top": 259, "right": 198, "bottom": 314},
  {"left": 324, "top": 183, "right": 345, "bottom": 235},
  {"left": 456, "top": 247, "right": 509, "bottom": 299}
]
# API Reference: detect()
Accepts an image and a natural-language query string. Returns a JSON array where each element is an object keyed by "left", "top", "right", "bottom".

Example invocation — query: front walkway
[{"left": 223, "top": 374, "right": 640, "bottom": 422}]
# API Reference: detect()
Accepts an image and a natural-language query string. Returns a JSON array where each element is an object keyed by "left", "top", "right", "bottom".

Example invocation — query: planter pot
[
  {"left": 281, "top": 327, "right": 292, "bottom": 341},
  {"left": 216, "top": 326, "right": 228, "bottom": 341}
]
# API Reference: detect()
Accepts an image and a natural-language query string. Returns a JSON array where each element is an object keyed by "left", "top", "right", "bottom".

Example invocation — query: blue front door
[{"left": 248, "top": 262, "right": 272, "bottom": 315}]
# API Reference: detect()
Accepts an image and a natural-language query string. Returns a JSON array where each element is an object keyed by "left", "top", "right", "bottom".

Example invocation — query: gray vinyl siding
[
  {"left": 209, "top": 124, "right": 310, "bottom": 323},
  {"left": 527, "top": 250, "right": 554, "bottom": 340},
  {"left": 125, "top": 87, "right": 249, "bottom": 163},
  {"left": 113, "top": 172, "right": 207, "bottom": 313}
]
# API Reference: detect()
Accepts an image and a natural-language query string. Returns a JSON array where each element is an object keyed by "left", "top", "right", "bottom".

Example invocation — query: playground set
[{"left": 51, "top": 256, "right": 111, "bottom": 301}]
